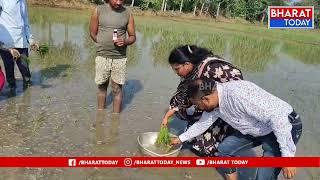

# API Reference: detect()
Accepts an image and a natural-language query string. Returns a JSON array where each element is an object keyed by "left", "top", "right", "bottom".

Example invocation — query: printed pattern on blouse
[{"left": 169, "top": 56, "right": 243, "bottom": 156}]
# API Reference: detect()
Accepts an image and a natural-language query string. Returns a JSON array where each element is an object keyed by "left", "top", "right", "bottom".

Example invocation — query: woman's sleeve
[
  {"left": 169, "top": 81, "right": 190, "bottom": 111},
  {"left": 201, "top": 61, "right": 244, "bottom": 82}
]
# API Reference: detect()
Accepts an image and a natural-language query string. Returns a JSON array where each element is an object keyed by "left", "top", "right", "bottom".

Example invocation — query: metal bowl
[{"left": 137, "top": 132, "right": 182, "bottom": 157}]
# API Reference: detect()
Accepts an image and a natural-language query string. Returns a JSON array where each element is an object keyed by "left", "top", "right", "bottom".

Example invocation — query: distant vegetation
[{"left": 30, "top": 0, "right": 319, "bottom": 27}]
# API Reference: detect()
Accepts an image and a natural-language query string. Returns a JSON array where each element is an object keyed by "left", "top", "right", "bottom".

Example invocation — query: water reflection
[
  {"left": 94, "top": 111, "right": 120, "bottom": 156},
  {"left": 31, "top": 44, "right": 78, "bottom": 82},
  {"left": 106, "top": 79, "right": 143, "bottom": 111},
  {"left": 29, "top": 10, "right": 83, "bottom": 84},
  {"left": 0, "top": 89, "right": 32, "bottom": 156}
]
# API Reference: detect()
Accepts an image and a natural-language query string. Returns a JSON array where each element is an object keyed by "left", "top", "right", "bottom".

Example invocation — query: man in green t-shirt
[{"left": 89, "top": 0, "right": 136, "bottom": 113}]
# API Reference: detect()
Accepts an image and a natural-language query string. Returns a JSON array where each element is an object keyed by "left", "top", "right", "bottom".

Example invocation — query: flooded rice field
[{"left": 0, "top": 7, "right": 319, "bottom": 180}]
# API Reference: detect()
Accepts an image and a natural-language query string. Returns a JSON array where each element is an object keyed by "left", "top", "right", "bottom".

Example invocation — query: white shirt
[
  {"left": 0, "top": 0, "right": 34, "bottom": 48},
  {"left": 179, "top": 80, "right": 296, "bottom": 157}
]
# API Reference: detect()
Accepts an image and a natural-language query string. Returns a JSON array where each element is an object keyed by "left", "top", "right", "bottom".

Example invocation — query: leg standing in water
[
  {"left": 97, "top": 82, "right": 109, "bottom": 110},
  {"left": 111, "top": 80, "right": 122, "bottom": 113}
]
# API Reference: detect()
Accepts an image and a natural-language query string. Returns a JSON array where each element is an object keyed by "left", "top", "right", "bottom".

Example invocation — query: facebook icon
[{"left": 68, "top": 159, "right": 76, "bottom": 167}]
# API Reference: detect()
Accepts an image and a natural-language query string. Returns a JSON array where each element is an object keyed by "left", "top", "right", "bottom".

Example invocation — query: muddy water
[{"left": 0, "top": 7, "right": 319, "bottom": 180}]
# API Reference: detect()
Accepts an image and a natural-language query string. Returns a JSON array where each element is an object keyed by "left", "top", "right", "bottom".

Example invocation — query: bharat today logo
[
  {"left": 268, "top": 6, "right": 314, "bottom": 29},
  {"left": 68, "top": 159, "right": 77, "bottom": 167}
]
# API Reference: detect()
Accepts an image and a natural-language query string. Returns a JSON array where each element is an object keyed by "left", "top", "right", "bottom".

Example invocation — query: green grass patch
[
  {"left": 136, "top": 16, "right": 320, "bottom": 46},
  {"left": 282, "top": 43, "right": 320, "bottom": 65},
  {"left": 29, "top": 6, "right": 89, "bottom": 25},
  {"left": 230, "top": 35, "right": 277, "bottom": 72}
]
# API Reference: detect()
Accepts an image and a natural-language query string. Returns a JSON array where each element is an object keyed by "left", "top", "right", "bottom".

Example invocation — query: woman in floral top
[{"left": 161, "top": 45, "right": 243, "bottom": 156}]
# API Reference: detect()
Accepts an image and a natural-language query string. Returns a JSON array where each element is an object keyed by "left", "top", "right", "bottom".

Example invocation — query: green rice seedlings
[
  {"left": 155, "top": 126, "right": 172, "bottom": 152},
  {"left": 38, "top": 44, "right": 49, "bottom": 57}
]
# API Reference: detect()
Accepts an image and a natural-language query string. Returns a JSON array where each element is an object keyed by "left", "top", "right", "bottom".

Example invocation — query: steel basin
[{"left": 137, "top": 132, "right": 182, "bottom": 157}]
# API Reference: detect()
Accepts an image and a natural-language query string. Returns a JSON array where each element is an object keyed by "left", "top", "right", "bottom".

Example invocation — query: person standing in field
[
  {"left": 89, "top": 0, "right": 136, "bottom": 113},
  {"left": 0, "top": 22, "right": 21, "bottom": 91},
  {"left": 0, "top": 0, "right": 39, "bottom": 90},
  {"left": 0, "top": 41, "right": 21, "bottom": 91}
]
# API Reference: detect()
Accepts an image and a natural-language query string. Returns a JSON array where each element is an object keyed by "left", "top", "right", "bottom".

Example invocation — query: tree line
[{"left": 91, "top": 0, "right": 319, "bottom": 26}]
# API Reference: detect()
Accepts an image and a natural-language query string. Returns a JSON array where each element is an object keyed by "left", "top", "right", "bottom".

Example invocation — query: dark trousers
[
  {"left": 0, "top": 48, "right": 31, "bottom": 86},
  {"left": 217, "top": 111, "right": 303, "bottom": 180}
]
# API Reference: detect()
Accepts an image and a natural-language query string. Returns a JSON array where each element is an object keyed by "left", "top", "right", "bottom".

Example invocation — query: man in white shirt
[
  {"left": 0, "top": 0, "right": 38, "bottom": 89},
  {"left": 171, "top": 78, "right": 302, "bottom": 180}
]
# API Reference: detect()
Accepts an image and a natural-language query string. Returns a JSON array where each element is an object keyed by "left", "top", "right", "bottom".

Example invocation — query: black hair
[
  {"left": 185, "top": 78, "right": 217, "bottom": 101},
  {"left": 168, "top": 45, "right": 214, "bottom": 65}
]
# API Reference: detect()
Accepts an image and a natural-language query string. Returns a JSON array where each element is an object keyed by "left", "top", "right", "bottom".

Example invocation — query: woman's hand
[
  {"left": 9, "top": 48, "right": 20, "bottom": 60},
  {"left": 282, "top": 167, "right": 296, "bottom": 179},
  {"left": 161, "top": 118, "right": 168, "bottom": 127},
  {"left": 161, "top": 108, "right": 177, "bottom": 127},
  {"left": 171, "top": 137, "right": 182, "bottom": 145}
]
